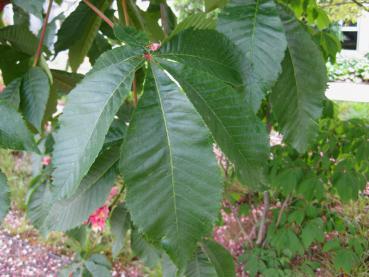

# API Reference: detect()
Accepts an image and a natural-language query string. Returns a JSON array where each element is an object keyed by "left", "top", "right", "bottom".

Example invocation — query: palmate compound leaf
[
  {"left": 270, "top": 6, "right": 328, "bottom": 153},
  {"left": 120, "top": 64, "right": 223, "bottom": 270},
  {"left": 118, "top": 28, "right": 269, "bottom": 269},
  {"left": 52, "top": 46, "right": 143, "bottom": 199},
  {"left": 217, "top": 0, "right": 287, "bottom": 112}
]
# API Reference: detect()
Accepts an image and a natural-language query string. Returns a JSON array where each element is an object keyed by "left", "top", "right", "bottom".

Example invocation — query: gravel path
[{"left": 0, "top": 211, "right": 70, "bottom": 277}]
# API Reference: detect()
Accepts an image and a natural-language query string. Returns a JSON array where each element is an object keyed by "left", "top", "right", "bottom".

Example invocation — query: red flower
[
  {"left": 87, "top": 205, "right": 109, "bottom": 232},
  {"left": 144, "top": 53, "right": 153, "bottom": 61}
]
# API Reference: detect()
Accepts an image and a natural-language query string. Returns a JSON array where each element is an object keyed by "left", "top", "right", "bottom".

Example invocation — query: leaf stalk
[{"left": 33, "top": 0, "right": 53, "bottom": 67}]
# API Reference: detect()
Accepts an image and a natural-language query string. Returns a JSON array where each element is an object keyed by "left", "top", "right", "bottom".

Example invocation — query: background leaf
[
  {"left": 217, "top": 0, "right": 287, "bottom": 112},
  {"left": 110, "top": 203, "right": 131, "bottom": 257},
  {"left": 12, "top": 0, "right": 44, "bottom": 18},
  {"left": 270, "top": 6, "right": 327, "bottom": 153},
  {"left": 201, "top": 240, "right": 236, "bottom": 277}
]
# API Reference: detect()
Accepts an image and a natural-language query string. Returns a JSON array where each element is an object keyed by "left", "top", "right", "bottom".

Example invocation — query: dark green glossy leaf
[
  {"left": 0, "top": 77, "right": 21, "bottom": 108},
  {"left": 85, "top": 254, "right": 112, "bottom": 277},
  {"left": 110, "top": 204, "right": 131, "bottom": 257},
  {"left": 120, "top": 65, "right": 222, "bottom": 269},
  {"left": 185, "top": 248, "right": 217, "bottom": 277},
  {"left": 201, "top": 240, "right": 236, "bottom": 277},
  {"left": 88, "top": 33, "right": 112, "bottom": 65},
  {"left": 0, "top": 25, "right": 39, "bottom": 55},
  {"left": 20, "top": 67, "right": 50, "bottom": 132},
  {"left": 55, "top": 0, "right": 111, "bottom": 71},
  {"left": 160, "top": 61, "right": 269, "bottom": 188},
  {"left": 51, "top": 69, "right": 83, "bottom": 94},
  {"left": 218, "top": 0, "right": 287, "bottom": 111},
  {"left": 0, "top": 45, "right": 30, "bottom": 84},
  {"left": 52, "top": 46, "right": 142, "bottom": 198},
  {"left": 0, "top": 101, "right": 38, "bottom": 152},
  {"left": 27, "top": 182, "right": 53, "bottom": 231},
  {"left": 157, "top": 29, "right": 243, "bottom": 86},
  {"left": 131, "top": 229, "right": 161, "bottom": 268},
  {"left": 46, "top": 146, "right": 119, "bottom": 232},
  {"left": 270, "top": 7, "right": 327, "bottom": 153}
]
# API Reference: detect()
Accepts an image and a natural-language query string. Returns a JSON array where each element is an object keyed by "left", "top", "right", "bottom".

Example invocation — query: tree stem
[
  {"left": 276, "top": 195, "right": 290, "bottom": 227},
  {"left": 160, "top": 3, "right": 170, "bottom": 36},
  {"left": 33, "top": 0, "right": 53, "bottom": 67},
  {"left": 256, "top": 191, "right": 270, "bottom": 245},
  {"left": 82, "top": 0, "right": 113, "bottom": 28},
  {"left": 121, "top": 0, "right": 130, "bottom": 25}
]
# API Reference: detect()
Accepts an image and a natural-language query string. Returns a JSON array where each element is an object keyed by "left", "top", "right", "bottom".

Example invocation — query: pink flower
[
  {"left": 87, "top": 205, "right": 109, "bottom": 232},
  {"left": 149, "top": 43, "right": 160, "bottom": 52},
  {"left": 42, "top": 156, "right": 52, "bottom": 166},
  {"left": 107, "top": 186, "right": 119, "bottom": 202}
]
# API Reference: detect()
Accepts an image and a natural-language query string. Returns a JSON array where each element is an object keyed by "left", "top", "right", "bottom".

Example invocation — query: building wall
[{"left": 357, "top": 11, "right": 369, "bottom": 54}]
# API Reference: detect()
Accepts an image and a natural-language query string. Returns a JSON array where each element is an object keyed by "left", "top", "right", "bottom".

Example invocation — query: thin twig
[
  {"left": 121, "top": 0, "right": 130, "bottom": 25},
  {"left": 352, "top": 0, "right": 369, "bottom": 11},
  {"left": 256, "top": 191, "right": 270, "bottom": 245},
  {"left": 119, "top": 0, "right": 138, "bottom": 107},
  {"left": 230, "top": 205, "right": 247, "bottom": 237},
  {"left": 33, "top": 0, "right": 53, "bottom": 67},
  {"left": 276, "top": 195, "right": 290, "bottom": 227},
  {"left": 82, "top": 0, "right": 113, "bottom": 28}
]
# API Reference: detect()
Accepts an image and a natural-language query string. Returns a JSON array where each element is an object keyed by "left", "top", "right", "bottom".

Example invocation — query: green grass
[{"left": 0, "top": 149, "right": 32, "bottom": 211}]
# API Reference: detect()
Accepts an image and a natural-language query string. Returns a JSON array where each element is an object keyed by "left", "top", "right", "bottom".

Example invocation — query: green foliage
[
  {"left": 121, "top": 63, "right": 222, "bottom": 269},
  {"left": 12, "top": 0, "right": 44, "bottom": 19},
  {"left": 327, "top": 56, "right": 369, "bottom": 83},
  {"left": 217, "top": 0, "right": 287, "bottom": 112},
  {"left": 20, "top": 67, "right": 51, "bottom": 132},
  {"left": 0, "top": 170, "right": 10, "bottom": 222},
  {"left": 0, "top": 102, "right": 39, "bottom": 152},
  {"left": 2, "top": 0, "right": 367, "bottom": 276},
  {"left": 52, "top": 46, "right": 141, "bottom": 198},
  {"left": 271, "top": 6, "right": 327, "bottom": 153}
]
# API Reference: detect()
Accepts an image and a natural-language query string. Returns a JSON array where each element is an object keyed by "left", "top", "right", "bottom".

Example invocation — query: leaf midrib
[{"left": 150, "top": 65, "right": 180, "bottom": 238}]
